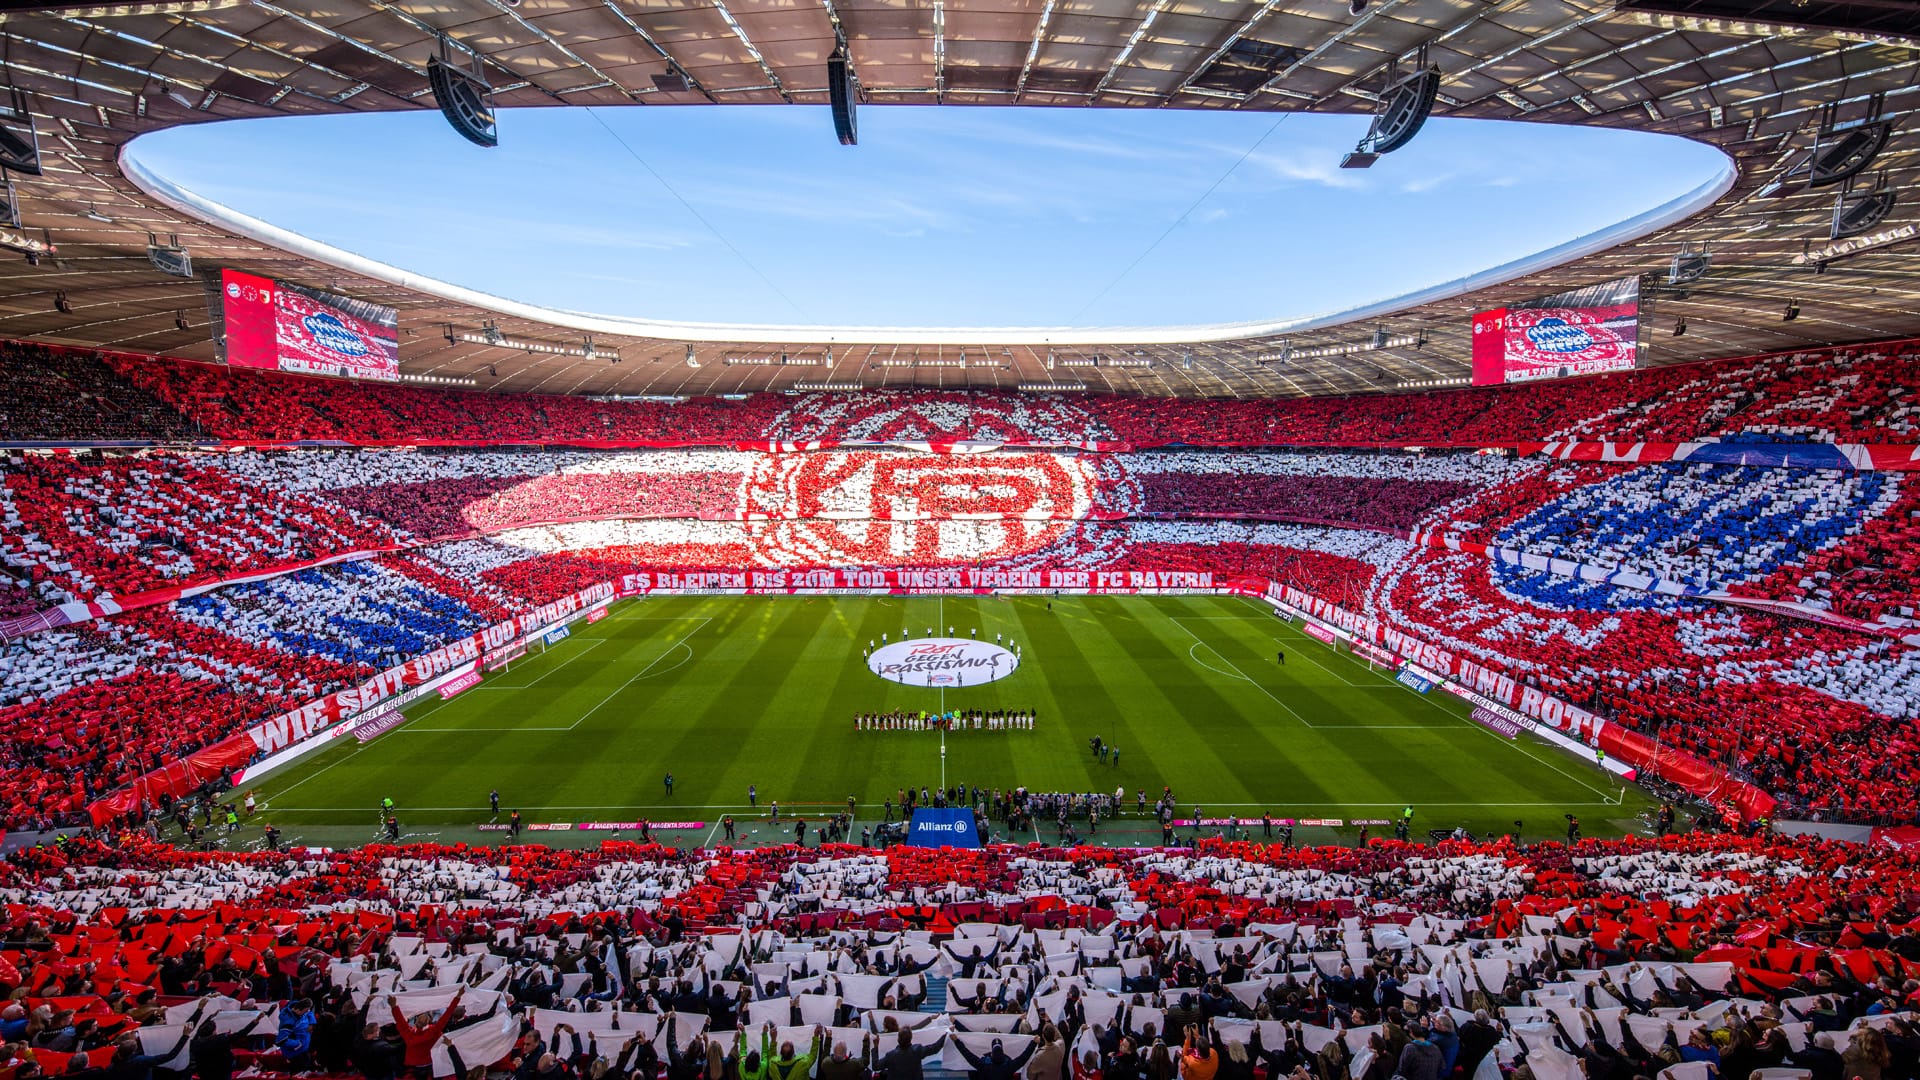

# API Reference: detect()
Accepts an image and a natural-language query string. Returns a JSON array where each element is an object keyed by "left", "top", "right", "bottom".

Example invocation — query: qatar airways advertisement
[
  {"left": 1471, "top": 275, "right": 1641, "bottom": 386},
  {"left": 220, "top": 268, "right": 400, "bottom": 381}
]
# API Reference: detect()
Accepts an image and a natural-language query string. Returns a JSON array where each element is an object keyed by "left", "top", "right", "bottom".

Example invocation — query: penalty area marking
[
  {"left": 1192, "top": 604, "right": 1379, "bottom": 690},
  {"left": 1170, "top": 619, "right": 1322, "bottom": 729},
  {"left": 564, "top": 617, "right": 711, "bottom": 731},
  {"left": 480, "top": 638, "right": 608, "bottom": 690},
  {"left": 1187, "top": 642, "right": 1248, "bottom": 684},
  {"left": 412, "top": 626, "right": 706, "bottom": 726},
  {"left": 480, "top": 604, "right": 675, "bottom": 690},
  {"left": 1217, "top": 599, "right": 1618, "bottom": 800}
]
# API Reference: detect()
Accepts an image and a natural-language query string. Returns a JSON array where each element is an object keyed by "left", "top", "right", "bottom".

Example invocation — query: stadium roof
[{"left": 0, "top": 0, "right": 1919, "bottom": 397}]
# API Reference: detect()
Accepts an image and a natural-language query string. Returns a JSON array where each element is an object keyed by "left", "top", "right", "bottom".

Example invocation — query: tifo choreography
[{"left": 9, "top": 5, "right": 1920, "bottom": 1079}]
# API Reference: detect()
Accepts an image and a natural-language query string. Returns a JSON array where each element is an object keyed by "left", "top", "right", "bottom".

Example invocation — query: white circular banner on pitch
[{"left": 868, "top": 638, "right": 1019, "bottom": 687}]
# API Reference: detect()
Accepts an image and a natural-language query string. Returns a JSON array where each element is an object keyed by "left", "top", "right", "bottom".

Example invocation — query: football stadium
[{"left": 1, "top": 2, "right": 1919, "bottom": 1079}]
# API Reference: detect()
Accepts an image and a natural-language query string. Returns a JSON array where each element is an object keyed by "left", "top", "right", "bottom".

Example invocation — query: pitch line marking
[
  {"left": 261, "top": 739, "right": 377, "bottom": 802},
  {"left": 401, "top": 726, "right": 578, "bottom": 732},
  {"left": 566, "top": 616, "right": 712, "bottom": 731},
  {"left": 1224, "top": 598, "right": 1619, "bottom": 802},
  {"left": 482, "top": 638, "right": 609, "bottom": 690},
  {"left": 1169, "top": 619, "right": 1320, "bottom": 729},
  {"left": 482, "top": 601, "right": 672, "bottom": 688},
  {"left": 256, "top": 800, "right": 1631, "bottom": 813},
  {"left": 1187, "top": 642, "right": 1247, "bottom": 683},
  {"left": 1175, "top": 610, "right": 1374, "bottom": 690},
  {"left": 1219, "top": 601, "right": 1389, "bottom": 690}
]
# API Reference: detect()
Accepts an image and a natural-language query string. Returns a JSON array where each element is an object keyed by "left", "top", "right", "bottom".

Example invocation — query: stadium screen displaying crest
[
  {"left": 219, "top": 268, "right": 400, "bottom": 382},
  {"left": 1470, "top": 275, "right": 1642, "bottom": 386}
]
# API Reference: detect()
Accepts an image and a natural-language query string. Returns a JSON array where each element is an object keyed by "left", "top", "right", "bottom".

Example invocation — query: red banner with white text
[
  {"left": 86, "top": 581, "right": 615, "bottom": 824},
  {"left": 1263, "top": 581, "right": 1776, "bottom": 822}
]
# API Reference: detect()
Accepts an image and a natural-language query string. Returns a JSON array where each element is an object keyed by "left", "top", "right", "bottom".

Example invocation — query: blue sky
[{"left": 129, "top": 105, "right": 1728, "bottom": 329}]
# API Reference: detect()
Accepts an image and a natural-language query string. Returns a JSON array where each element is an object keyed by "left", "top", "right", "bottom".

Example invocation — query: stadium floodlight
[
  {"left": 1672, "top": 317, "right": 1686, "bottom": 337},
  {"left": 1343, "top": 48, "right": 1440, "bottom": 169},
  {"left": 400, "top": 372, "right": 478, "bottom": 387},
  {"left": 1794, "top": 222, "right": 1919, "bottom": 265},
  {"left": 795, "top": 381, "right": 862, "bottom": 391},
  {"left": 1668, "top": 247, "right": 1711, "bottom": 285},
  {"left": 1758, "top": 97, "right": 1893, "bottom": 197},
  {"left": 452, "top": 328, "right": 615, "bottom": 361},
  {"left": 1808, "top": 103, "right": 1890, "bottom": 188},
  {"left": 428, "top": 39, "right": 497, "bottom": 148},
  {"left": 1017, "top": 382, "right": 1088, "bottom": 392},
  {"left": 0, "top": 89, "right": 41, "bottom": 176},
  {"left": 1831, "top": 173, "right": 1897, "bottom": 240},
  {"left": 147, "top": 232, "right": 192, "bottom": 278},
  {"left": 53, "top": 290, "right": 71, "bottom": 314},
  {"left": 685, "top": 345, "right": 700, "bottom": 368},
  {"left": 175, "top": 310, "right": 190, "bottom": 331},
  {"left": 1783, "top": 300, "right": 1802, "bottom": 322}
]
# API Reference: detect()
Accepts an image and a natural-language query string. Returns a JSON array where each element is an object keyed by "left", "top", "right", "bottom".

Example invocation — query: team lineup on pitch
[{"left": 220, "top": 593, "right": 1649, "bottom": 851}]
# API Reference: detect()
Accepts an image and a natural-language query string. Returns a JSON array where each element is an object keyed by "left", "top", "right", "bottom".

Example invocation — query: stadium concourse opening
[{"left": 122, "top": 106, "right": 1731, "bottom": 330}]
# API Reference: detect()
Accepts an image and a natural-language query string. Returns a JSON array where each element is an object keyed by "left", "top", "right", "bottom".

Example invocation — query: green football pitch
[{"left": 223, "top": 593, "right": 1656, "bottom": 851}]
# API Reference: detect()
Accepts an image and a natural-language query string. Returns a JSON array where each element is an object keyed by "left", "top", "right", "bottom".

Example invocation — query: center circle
[{"left": 867, "top": 638, "right": 1019, "bottom": 687}]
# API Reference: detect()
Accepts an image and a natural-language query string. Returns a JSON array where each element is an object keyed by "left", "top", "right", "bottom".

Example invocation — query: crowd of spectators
[
  {"left": 170, "top": 560, "right": 497, "bottom": 670},
  {"left": 0, "top": 452, "right": 401, "bottom": 609},
  {"left": 1423, "top": 462, "right": 1905, "bottom": 601},
  {"left": 0, "top": 831, "right": 1909, "bottom": 1080},
  {"left": 6, "top": 348, "right": 1920, "bottom": 834},
  {"left": 0, "top": 554, "right": 552, "bottom": 830},
  {"left": 0, "top": 609, "right": 365, "bottom": 830},
  {"left": 0, "top": 344, "right": 204, "bottom": 444},
  {"left": 0, "top": 449, "right": 1525, "bottom": 625},
  {"left": 0, "top": 337, "right": 1912, "bottom": 449},
  {"left": 4, "top": 433, "right": 1915, "bottom": 832},
  {"left": 1363, "top": 547, "right": 1920, "bottom": 823},
  {"left": 3, "top": 443, "right": 1908, "bottom": 639}
]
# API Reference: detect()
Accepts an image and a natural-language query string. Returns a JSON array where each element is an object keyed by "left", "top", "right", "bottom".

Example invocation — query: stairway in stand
[{"left": 917, "top": 976, "right": 968, "bottom": 1080}]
